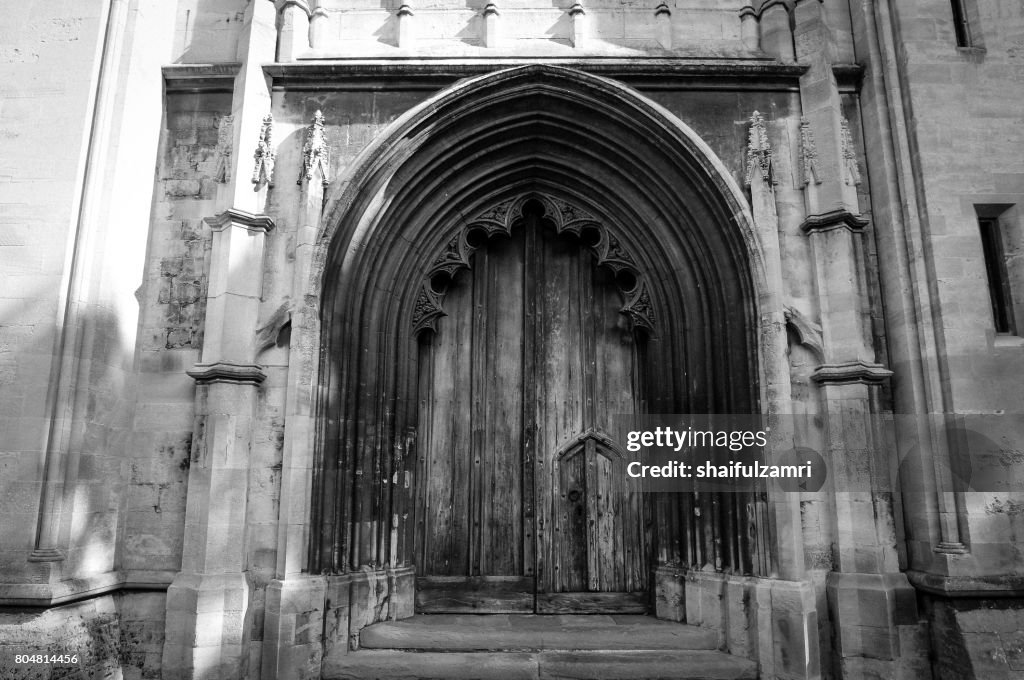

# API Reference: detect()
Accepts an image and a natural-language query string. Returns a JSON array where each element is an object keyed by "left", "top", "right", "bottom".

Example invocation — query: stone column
[
  {"left": 162, "top": 210, "right": 274, "bottom": 680},
  {"left": 482, "top": 3, "right": 500, "bottom": 48},
  {"left": 793, "top": 1, "right": 917, "bottom": 675},
  {"left": 161, "top": 2, "right": 277, "bottom": 678},
  {"left": 759, "top": 1, "right": 794, "bottom": 62},
  {"left": 261, "top": 111, "right": 332, "bottom": 680},
  {"left": 744, "top": 111, "right": 822, "bottom": 680},
  {"left": 278, "top": 1, "right": 311, "bottom": 61}
]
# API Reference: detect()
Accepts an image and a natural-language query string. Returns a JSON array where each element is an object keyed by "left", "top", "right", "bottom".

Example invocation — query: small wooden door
[{"left": 415, "top": 210, "right": 648, "bottom": 613}]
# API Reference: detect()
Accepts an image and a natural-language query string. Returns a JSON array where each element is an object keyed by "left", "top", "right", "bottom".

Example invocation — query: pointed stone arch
[{"left": 299, "top": 64, "right": 783, "bottom": 600}]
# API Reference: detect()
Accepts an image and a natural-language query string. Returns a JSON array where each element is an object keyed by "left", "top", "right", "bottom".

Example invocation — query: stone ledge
[
  {"left": 204, "top": 208, "right": 276, "bottom": 233},
  {"left": 907, "top": 570, "right": 1024, "bottom": 598},
  {"left": 0, "top": 570, "right": 175, "bottom": 607},
  {"left": 264, "top": 59, "right": 809, "bottom": 91},
  {"left": 162, "top": 63, "right": 241, "bottom": 93},
  {"left": 186, "top": 361, "right": 267, "bottom": 385},
  {"left": 800, "top": 208, "right": 869, "bottom": 235},
  {"left": 812, "top": 360, "right": 892, "bottom": 386}
]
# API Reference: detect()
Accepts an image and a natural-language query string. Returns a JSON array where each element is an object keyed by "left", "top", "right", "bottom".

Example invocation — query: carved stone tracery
[{"left": 411, "top": 194, "right": 658, "bottom": 336}]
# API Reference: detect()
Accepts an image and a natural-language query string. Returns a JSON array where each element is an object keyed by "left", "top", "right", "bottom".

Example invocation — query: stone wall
[
  {"left": 890, "top": 0, "right": 1024, "bottom": 577},
  {"left": 0, "top": 592, "right": 166, "bottom": 680},
  {"left": 0, "top": 0, "right": 107, "bottom": 582}
]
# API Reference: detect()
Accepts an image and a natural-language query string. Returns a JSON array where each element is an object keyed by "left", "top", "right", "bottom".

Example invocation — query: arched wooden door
[{"left": 414, "top": 205, "right": 650, "bottom": 613}]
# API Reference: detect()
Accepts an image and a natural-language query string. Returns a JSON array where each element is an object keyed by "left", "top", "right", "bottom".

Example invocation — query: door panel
[{"left": 417, "top": 217, "right": 648, "bottom": 613}]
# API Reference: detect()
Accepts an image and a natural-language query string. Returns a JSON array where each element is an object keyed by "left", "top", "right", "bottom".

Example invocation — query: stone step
[
  {"left": 323, "top": 649, "right": 759, "bottom": 680},
  {"left": 359, "top": 614, "right": 720, "bottom": 652}
]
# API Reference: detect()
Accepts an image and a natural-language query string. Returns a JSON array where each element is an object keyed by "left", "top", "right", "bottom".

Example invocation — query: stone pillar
[
  {"left": 744, "top": 112, "right": 822, "bottom": 680},
  {"left": 739, "top": 5, "right": 760, "bottom": 51},
  {"left": 162, "top": 210, "right": 274, "bottom": 680},
  {"left": 759, "top": 1, "right": 794, "bottom": 62},
  {"left": 261, "top": 111, "right": 331, "bottom": 680},
  {"left": 162, "top": 1, "right": 277, "bottom": 678},
  {"left": 569, "top": 1, "right": 586, "bottom": 48},
  {"left": 793, "top": 4, "right": 918, "bottom": 674},
  {"left": 278, "top": 1, "right": 311, "bottom": 61},
  {"left": 397, "top": 4, "right": 414, "bottom": 48},
  {"left": 309, "top": 2, "right": 328, "bottom": 50},
  {"left": 655, "top": 2, "right": 671, "bottom": 50},
  {"left": 482, "top": 3, "right": 500, "bottom": 48}
]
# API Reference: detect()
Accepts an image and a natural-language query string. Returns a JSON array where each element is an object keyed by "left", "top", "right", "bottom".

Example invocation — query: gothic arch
[{"left": 305, "top": 64, "right": 774, "bottom": 580}]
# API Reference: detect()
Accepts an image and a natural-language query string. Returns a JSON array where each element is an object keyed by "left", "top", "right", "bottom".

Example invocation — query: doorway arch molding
[{"left": 303, "top": 64, "right": 782, "bottom": 579}]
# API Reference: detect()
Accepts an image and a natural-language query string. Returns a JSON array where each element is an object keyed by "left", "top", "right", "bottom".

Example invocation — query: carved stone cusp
[
  {"left": 298, "top": 109, "right": 331, "bottom": 187},
  {"left": 621, "top": 280, "right": 656, "bottom": 332},
  {"left": 412, "top": 284, "right": 446, "bottom": 335},
  {"left": 252, "top": 113, "right": 277, "bottom": 187}
]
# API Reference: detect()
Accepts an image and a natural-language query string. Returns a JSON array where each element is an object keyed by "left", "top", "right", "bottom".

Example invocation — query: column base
[
  {"left": 261, "top": 575, "right": 327, "bottom": 680},
  {"left": 827, "top": 572, "right": 918, "bottom": 665},
  {"left": 161, "top": 572, "right": 253, "bottom": 680}
]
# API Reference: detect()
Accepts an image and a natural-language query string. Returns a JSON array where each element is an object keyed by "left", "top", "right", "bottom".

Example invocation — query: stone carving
[
  {"left": 840, "top": 116, "right": 862, "bottom": 186},
  {"left": 745, "top": 111, "right": 773, "bottom": 186},
  {"left": 298, "top": 110, "right": 331, "bottom": 186},
  {"left": 252, "top": 113, "right": 276, "bottom": 187},
  {"left": 473, "top": 198, "right": 516, "bottom": 232},
  {"left": 431, "top": 234, "right": 472, "bottom": 278},
  {"left": 622, "top": 281, "right": 656, "bottom": 331},
  {"left": 213, "top": 115, "right": 233, "bottom": 183},
  {"left": 412, "top": 284, "right": 446, "bottom": 335},
  {"left": 783, "top": 305, "right": 824, "bottom": 360},
  {"left": 798, "top": 117, "right": 821, "bottom": 187},
  {"left": 412, "top": 193, "right": 657, "bottom": 335}
]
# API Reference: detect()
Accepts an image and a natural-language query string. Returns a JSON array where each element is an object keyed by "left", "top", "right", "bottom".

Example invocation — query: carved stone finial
[
  {"left": 569, "top": 1, "right": 585, "bottom": 16},
  {"left": 798, "top": 117, "right": 821, "bottom": 187},
  {"left": 839, "top": 117, "right": 862, "bottom": 186},
  {"left": 252, "top": 113, "right": 277, "bottom": 187},
  {"left": 213, "top": 115, "right": 234, "bottom": 184},
  {"left": 298, "top": 110, "right": 330, "bottom": 187},
  {"left": 745, "top": 111, "right": 773, "bottom": 186}
]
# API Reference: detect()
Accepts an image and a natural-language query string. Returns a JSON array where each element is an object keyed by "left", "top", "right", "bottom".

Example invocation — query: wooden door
[{"left": 415, "top": 211, "right": 648, "bottom": 613}]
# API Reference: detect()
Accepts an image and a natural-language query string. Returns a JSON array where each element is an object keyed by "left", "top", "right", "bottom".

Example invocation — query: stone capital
[
  {"left": 799, "top": 208, "right": 868, "bottom": 235},
  {"left": 204, "top": 208, "right": 276, "bottom": 234}
]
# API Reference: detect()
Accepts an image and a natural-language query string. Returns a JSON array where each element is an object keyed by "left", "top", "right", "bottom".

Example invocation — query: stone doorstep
[
  {"left": 335, "top": 616, "right": 757, "bottom": 680},
  {"left": 359, "top": 614, "right": 719, "bottom": 652},
  {"left": 323, "top": 650, "right": 758, "bottom": 680}
]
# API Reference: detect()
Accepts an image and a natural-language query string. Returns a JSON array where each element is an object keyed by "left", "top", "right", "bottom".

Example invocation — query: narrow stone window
[{"left": 979, "top": 217, "right": 1014, "bottom": 334}]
